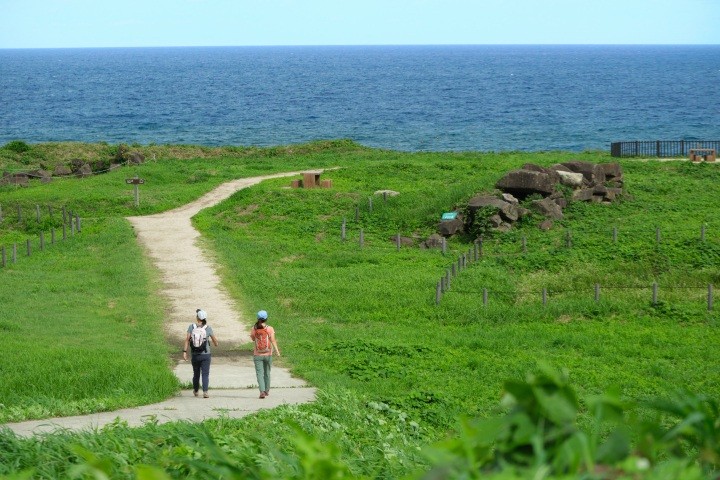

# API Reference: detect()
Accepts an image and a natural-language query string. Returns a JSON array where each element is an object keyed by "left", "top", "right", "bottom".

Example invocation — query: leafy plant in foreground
[{"left": 423, "top": 365, "right": 720, "bottom": 479}]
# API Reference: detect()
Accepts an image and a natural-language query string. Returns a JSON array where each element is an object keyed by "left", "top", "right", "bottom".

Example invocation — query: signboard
[
  {"left": 441, "top": 212, "right": 458, "bottom": 220},
  {"left": 125, "top": 178, "right": 145, "bottom": 185}
]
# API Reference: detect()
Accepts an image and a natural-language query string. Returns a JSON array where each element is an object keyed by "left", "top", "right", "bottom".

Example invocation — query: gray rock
[
  {"left": 438, "top": 218, "right": 464, "bottom": 236},
  {"left": 495, "top": 169, "right": 556, "bottom": 197},
  {"left": 556, "top": 170, "right": 584, "bottom": 187},
  {"left": 531, "top": 197, "right": 564, "bottom": 220},
  {"left": 538, "top": 219, "right": 554, "bottom": 230},
  {"left": 53, "top": 165, "right": 72, "bottom": 176}
]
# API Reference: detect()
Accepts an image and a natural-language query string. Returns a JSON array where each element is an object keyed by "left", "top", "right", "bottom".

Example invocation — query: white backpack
[{"left": 190, "top": 324, "right": 208, "bottom": 353}]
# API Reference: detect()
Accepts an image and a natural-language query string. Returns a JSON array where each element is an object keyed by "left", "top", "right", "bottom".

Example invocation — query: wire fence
[
  {"left": 432, "top": 230, "right": 719, "bottom": 311},
  {"left": 0, "top": 203, "right": 82, "bottom": 269},
  {"left": 332, "top": 196, "right": 719, "bottom": 312}
]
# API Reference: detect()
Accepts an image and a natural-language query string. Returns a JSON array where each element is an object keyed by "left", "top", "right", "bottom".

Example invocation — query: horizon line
[{"left": 1, "top": 42, "right": 718, "bottom": 51}]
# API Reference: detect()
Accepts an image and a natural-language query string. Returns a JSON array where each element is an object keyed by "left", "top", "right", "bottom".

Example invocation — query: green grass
[{"left": 0, "top": 141, "right": 719, "bottom": 478}]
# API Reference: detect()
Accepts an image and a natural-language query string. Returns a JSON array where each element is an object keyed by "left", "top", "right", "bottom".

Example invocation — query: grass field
[{"left": 0, "top": 141, "right": 718, "bottom": 478}]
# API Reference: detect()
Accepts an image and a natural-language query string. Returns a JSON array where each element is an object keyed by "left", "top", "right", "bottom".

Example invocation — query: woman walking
[
  {"left": 183, "top": 308, "right": 219, "bottom": 398},
  {"left": 251, "top": 310, "right": 281, "bottom": 399}
]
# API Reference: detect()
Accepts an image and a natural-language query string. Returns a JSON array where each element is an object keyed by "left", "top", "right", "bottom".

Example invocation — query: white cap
[{"left": 196, "top": 309, "right": 207, "bottom": 320}]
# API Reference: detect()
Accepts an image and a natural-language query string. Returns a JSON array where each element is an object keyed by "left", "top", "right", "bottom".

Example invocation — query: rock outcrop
[{"left": 436, "top": 161, "right": 624, "bottom": 238}]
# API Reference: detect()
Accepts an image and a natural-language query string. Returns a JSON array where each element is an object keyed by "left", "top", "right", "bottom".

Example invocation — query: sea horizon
[{"left": 1, "top": 44, "right": 718, "bottom": 152}]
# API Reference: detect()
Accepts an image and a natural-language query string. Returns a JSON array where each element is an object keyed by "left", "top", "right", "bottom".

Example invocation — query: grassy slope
[
  {"left": 195, "top": 152, "right": 720, "bottom": 429},
  {"left": 1, "top": 141, "right": 719, "bottom": 478}
]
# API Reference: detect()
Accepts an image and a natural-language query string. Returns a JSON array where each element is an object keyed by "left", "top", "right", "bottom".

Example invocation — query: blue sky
[{"left": 1, "top": 0, "right": 718, "bottom": 49}]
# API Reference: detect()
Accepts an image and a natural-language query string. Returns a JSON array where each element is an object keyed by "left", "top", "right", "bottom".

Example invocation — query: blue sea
[{"left": 0, "top": 45, "right": 718, "bottom": 152}]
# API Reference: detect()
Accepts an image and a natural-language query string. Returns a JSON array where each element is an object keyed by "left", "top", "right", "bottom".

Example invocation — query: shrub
[{"left": 3, "top": 140, "right": 31, "bottom": 153}]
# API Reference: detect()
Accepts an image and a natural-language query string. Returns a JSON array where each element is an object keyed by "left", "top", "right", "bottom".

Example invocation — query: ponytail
[{"left": 254, "top": 320, "right": 265, "bottom": 330}]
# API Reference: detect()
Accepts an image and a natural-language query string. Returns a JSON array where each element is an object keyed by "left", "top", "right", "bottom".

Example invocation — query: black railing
[{"left": 610, "top": 140, "right": 720, "bottom": 158}]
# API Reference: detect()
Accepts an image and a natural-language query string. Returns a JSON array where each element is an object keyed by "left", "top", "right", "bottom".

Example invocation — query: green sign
[{"left": 441, "top": 212, "right": 458, "bottom": 220}]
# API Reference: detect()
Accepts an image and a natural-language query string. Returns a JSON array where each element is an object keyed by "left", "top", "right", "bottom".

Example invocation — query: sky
[{"left": 1, "top": 0, "right": 718, "bottom": 49}]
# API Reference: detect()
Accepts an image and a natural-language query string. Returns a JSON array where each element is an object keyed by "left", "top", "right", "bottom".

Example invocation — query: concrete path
[
  {"left": 2, "top": 170, "right": 329, "bottom": 437},
  {"left": 4, "top": 357, "right": 315, "bottom": 437}
]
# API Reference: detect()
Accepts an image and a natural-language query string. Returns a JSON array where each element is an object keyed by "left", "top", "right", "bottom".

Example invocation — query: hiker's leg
[
  {"left": 191, "top": 356, "right": 201, "bottom": 392},
  {"left": 253, "top": 356, "right": 266, "bottom": 392},
  {"left": 201, "top": 355, "right": 211, "bottom": 392},
  {"left": 263, "top": 356, "right": 273, "bottom": 391}
]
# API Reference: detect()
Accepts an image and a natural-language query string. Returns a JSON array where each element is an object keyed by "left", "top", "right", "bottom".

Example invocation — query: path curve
[{"left": 3, "top": 170, "right": 326, "bottom": 437}]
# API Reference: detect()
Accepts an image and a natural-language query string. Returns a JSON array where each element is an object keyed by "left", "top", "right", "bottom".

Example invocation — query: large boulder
[
  {"left": 560, "top": 161, "right": 606, "bottom": 185},
  {"left": 555, "top": 170, "right": 584, "bottom": 187},
  {"left": 495, "top": 169, "right": 556, "bottom": 198},
  {"left": 53, "top": 165, "right": 72, "bottom": 177},
  {"left": 530, "top": 197, "right": 564, "bottom": 220},
  {"left": 438, "top": 218, "right": 464, "bottom": 236}
]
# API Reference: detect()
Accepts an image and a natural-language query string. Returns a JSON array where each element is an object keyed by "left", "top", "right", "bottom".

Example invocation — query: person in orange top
[{"left": 250, "top": 310, "right": 281, "bottom": 399}]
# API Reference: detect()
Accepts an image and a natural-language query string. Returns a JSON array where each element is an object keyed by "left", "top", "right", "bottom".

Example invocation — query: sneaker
[
  {"left": 259, "top": 392, "right": 266, "bottom": 399},
  {"left": 193, "top": 390, "right": 199, "bottom": 397},
  {"left": 203, "top": 392, "right": 209, "bottom": 398}
]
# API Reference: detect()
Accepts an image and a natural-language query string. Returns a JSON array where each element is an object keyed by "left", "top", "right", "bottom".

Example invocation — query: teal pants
[{"left": 253, "top": 355, "right": 273, "bottom": 392}]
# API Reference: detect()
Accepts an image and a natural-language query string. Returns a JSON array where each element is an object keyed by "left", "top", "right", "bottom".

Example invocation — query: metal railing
[{"left": 610, "top": 140, "right": 720, "bottom": 158}]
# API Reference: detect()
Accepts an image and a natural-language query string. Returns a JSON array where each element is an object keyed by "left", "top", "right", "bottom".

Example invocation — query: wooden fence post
[
  {"left": 359, "top": 229, "right": 364, "bottom": 248},
  {"left": 368, "top": 197, "right": 373, "bottom": 213},
  {"left": 62, "top": 205, "right": 67, "bottom": 224},
  {"left": 478, "top": 236, "right": 483, "bottom": 256},
  {"left": 76, "top": 215, "right": 81, "bottom": 232},
  {"left": 40, "top": 232, "right": 44, "bottom": 251},
  {"left": 709, "top": 284, "right": 714, "bottom": 311},
  {"left": 652, "top": 283, "right": 658, "bottom": 305},
  {"left": 63, "top": 223, "right": 67, "bottom": 240},
  {"left": 354, "top": 206, "right": 359, "bottom": 222},
  {"left": 436, "top": 282, "right": 442, "bottom": 305},
  {"left": 12, "top": 243, "right": 17, "bottom": 263},
  {"left": 0, "top": 204, "right": 3, "bottom": 222},
  {"left": 445, "top": 270, "right": 451, "bottom": 290},
  {"left": 383, "top": 191, "right": 388, "bottom": 203},
  {"left": 51, "top": 227, "right": 55, "bottom": 244},
  {"left": 442, "top": 237, "right": 447, "bottom": 256},
  {"left": 594, "top": 283, "right": 600, "bottom": 302},
  {"left": 17, "top": 204, "right": 22, "bottom": 223},
  {"left": 566, "top": 229, "right": 572, "bottom": 248},
  {"left": 473, "top": 241, "right": 478, "bottom": 261},
  {"left": 451, "top": 263, "right": 456, "bottom": 277}
]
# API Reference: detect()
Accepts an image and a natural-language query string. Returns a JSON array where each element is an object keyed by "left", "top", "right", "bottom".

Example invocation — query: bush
[{"left": 3, "top": 140, "right": 31, "bottom": 153}]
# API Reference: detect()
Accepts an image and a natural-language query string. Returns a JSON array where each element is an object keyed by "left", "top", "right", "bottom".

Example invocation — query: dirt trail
[
  {"left": 128, "top": 171, "right": 317, "bottom": 346},
  {"left": 3, "top": 170, "right": 324, "bottom": 437}
]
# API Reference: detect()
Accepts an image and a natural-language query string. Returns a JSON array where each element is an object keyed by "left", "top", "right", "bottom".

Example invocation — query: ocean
[{"left": 0, "top": 45, "right": 718, "bottom": 152}]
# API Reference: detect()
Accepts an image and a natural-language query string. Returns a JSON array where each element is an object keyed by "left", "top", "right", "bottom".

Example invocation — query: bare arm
[
  {"left": 182, "top": 333, "right": 191, "bottom": 361},
  {"left": 271, "top": 332, "right": 281, "bottom": 356},
  {"left": 210, "top": 335, "right": 219, "bottom": 347}
]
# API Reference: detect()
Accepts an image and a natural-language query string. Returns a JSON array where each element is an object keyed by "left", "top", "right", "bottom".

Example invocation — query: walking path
[{"left": 3, "top": 170, "right": 325, "bottom": 437}]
